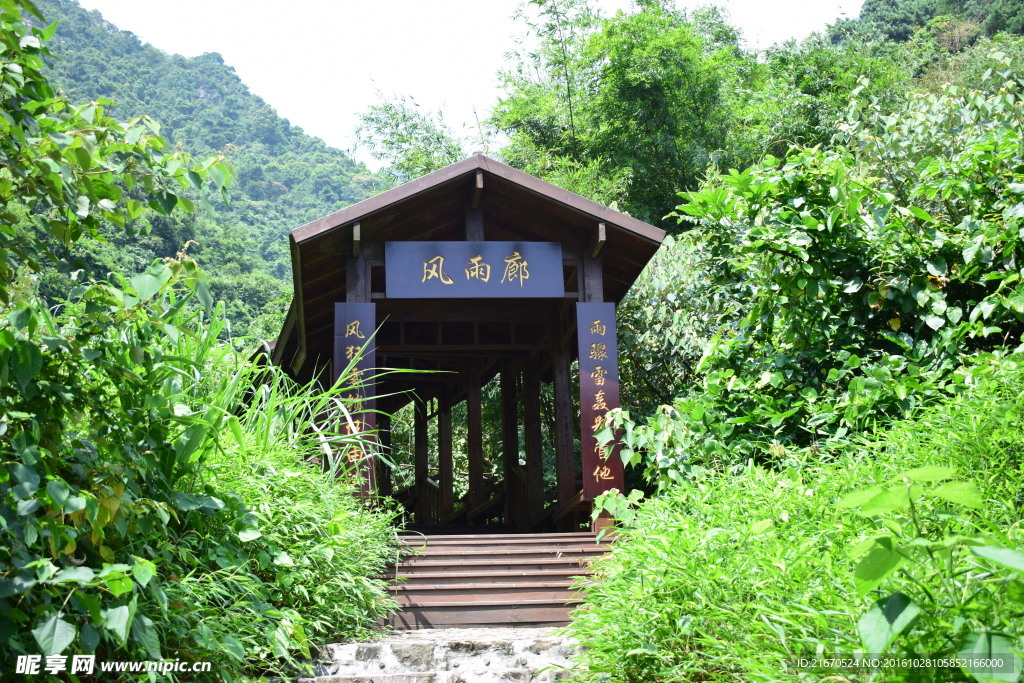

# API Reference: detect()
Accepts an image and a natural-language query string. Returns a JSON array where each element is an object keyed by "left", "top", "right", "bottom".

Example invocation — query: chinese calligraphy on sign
[
  {"left": 386, "top": 242, "right": 563, "bottom": 298},
  {"left": 345, "top": 320, "right": 366, "bottom": 339},
  {"left": 334, "top": 303, "right": 377, "bottom": 496},
  {"left": 577, "top": 302, "right": 623, "bottom": 499},
  {"left": 500, "top": 250, "right": 530, "bottom": 286},
  {"left": 422, "top": 255, "right": 454, "bottom": 284},
  {"left": 465, "top": 255, "right": 491, "bottom": 282}
]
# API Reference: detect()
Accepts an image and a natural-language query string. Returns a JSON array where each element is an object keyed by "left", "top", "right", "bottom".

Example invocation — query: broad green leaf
[
  {"left": 748, "top": 519, "right": 772, "bottom": 535},
  {"left": 149, "top": 190, "right": 177, "bottom": 214},
  {"left": 10, "top": 463, "right": 40, "bottom": 498},
  {"left": 0, "top": 575, "right": 36, "bottom": 598},
  {"left": 131, "top": 560, "right": 157, "bottom": 587},
  {"left": 81, "top": 624, "right": 100, "bottom": 653},
  {"left": 221, "top": 635, "right": 246, "bottom": 662},
  {"left": 130, "top": 614, "right": 162, "bottom": 660},
  {"left": 1005, "top": 579, "right": 1024, "bottom": 604},
  {"left": 858, "top": 487, "right": 911, "bottom": 516},
  {"left": 131, "top": 272, "right": 162, "bottom": 302},
  {"left": 932, "top": 481, "right": 983, "bottom": 508},
  {"left": 103, "top": 605, "right": 131, "bottom": 645},
  {"left": 104, "top": 573, "right": 133, "bottom": 598},
  {"left": 858, "top": 592, "right": 920, "bottom": 655},
  {"left": 238, "top": 529, "right": 262, "bottom": 543},
  {"left": 173, "top": 493, "right": 224, "bottom": 512},
  {"left": 49, "top": 567, "right": 94, "bottom": 584},
  {"left": 9, "top": 307, "right": 32, "bottom": 332},
  {"left": 32, "top": 612, "right": 76, "bottom": 655},
  {"left": 895, "top": 466, "right": 955, "bottom": 483},
  {"left": 11, "top": 339, "right": 42, "bottom": 390},
  {"left": 908, "top": 206, "right": 934, "bottom": 222},
  {"left": 273, "top": 552, "right": 294, "bottom": 567},
  {"left": 836, "top": 486, "right": 883, "bottom": 509},
  {"left": 46, "top": 480, "right": 69, "bottom": 507},
  {"left": 854, "top": 537, "right": 904, "bottom": 596},
  {"left": 959, "top": 632, "right": 1019, "bottom": 682},
  {"left": 268, "top": 624, "right": 291, "bottom": 657},
  {"left": 971, "top": 545, "right": 1024, "bottom": 574},
  {"left": 926, "top": 256, "right": 947, "bottom": 276}
]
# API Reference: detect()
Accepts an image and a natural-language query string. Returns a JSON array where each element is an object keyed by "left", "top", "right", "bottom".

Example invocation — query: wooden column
[
  {"left": 414, "top": 399, "right": 430, "bottom": 524},
  {"left": 466, "top": 362, "right": 485, "bottom": 510},
  {"left": 333, "top": 302, "right": 376, "bottom": 497},
  {"left": 501, "top": 361, "right": 519, "bottom": 528},
  {"left": 438, "top": 389, "right": 454, "bottom": 519},
  {"left": 378, "top": 413, "right": 393, "bottom": 498},
  {"left": 523, "top": 356, "right": 545, "bottom": 525},
  {"left": 552, "top": 322, "right": 577, "bottom": 512}
]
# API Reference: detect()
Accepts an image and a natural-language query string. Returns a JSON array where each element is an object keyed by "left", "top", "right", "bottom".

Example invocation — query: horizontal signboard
[{"left": 385, "top": 241, "right": 564, "bottom": 299}]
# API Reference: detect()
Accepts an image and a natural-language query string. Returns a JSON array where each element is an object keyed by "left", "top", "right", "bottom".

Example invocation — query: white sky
[{"left": 73, "top": 0, "right": 864, "bottom": 168}]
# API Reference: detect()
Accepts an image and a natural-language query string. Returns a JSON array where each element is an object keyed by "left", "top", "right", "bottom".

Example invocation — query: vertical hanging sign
[
  {"left": 333, "top": 303, "right": 377, "bottom": 496},
  {"left": 576, "top": 302, "right": 624, "bottom": 500}
]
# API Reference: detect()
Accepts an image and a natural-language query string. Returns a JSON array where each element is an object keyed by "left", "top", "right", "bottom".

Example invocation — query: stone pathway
[{"left": 299, "top": 627, "right": 580, "bottom": 683}]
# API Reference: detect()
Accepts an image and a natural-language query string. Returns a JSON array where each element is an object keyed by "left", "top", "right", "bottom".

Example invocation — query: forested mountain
[
  {"left": 831, "top": 0, "right": 1024, "bottom": 42},
  {"left": 30, "top": 0, "right": 384, "bottom": 337}
]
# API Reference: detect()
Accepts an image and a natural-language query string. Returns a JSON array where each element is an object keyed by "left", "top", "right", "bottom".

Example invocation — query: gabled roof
[
  {"left": 274, "top": 154, "right": 666, "bottom": 377},
  {"left": 291, "top": 154, "right": 664, "bottom": 246}
]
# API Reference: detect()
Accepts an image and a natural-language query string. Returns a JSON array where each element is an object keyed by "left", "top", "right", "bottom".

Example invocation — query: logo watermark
[{"left": 16, "top": 654, "right": 213, "bottom": 676}]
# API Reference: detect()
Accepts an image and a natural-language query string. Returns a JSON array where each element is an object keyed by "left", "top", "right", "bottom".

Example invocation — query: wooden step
[
  {"left": 398, "top": 546, "right": 608, "bottom": 561},
  {"left": 386, "top": 531, "right": 609, "bottom": 629},
  {"left": 396, "top": 531, "right": 598, "bottom": 541},
  {"left": 396, "top": 588, "right": 579, "bottom": 604},
  {"left": 389, "top": 557, "right": 598, "bottom": 573},
  {"left": 389, "top": 569, "right": 584, "bottom": 585},
  {"left": 389, "top": 600, "right": 577, "bottom": 629}
]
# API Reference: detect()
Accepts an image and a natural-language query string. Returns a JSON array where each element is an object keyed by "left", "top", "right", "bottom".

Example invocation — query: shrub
[{"left": 573, "top": 354, "right": 1024, "bottom": 681}]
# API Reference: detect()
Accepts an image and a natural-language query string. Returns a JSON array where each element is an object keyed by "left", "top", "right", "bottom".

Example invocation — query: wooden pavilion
[{"left": 271, "top": 155, "right": 664, "bottom": 533}]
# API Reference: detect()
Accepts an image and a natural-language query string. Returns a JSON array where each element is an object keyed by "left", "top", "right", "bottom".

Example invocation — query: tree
[
  {"left": 356, "top": 94, "right": 467, "bottom": 184},
  {"left": 494, "top": 0, "right": 747, "bottom": 227}
]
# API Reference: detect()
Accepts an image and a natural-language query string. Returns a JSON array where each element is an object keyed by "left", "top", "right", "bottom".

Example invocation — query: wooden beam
[
  {"left": 352, "top": 222, "right": 361, "bottom": 258},
  {"left": 271, "top": 300, "right": 297, "bottom": 366},
  {"left": 466, "top": 361, "right": 485, "bottom": 509},
  {"left": 288, "top": 236, "right": 307, "bottom": 374},
  {"left": 590, "top": 222, "right": 606, "bottom": 258},
  {"left": 582, "top": 247, "right": 604, "bottom": 303},
  {"left": 346, "top": 241, "right": 369, "bottom": 304},
  {"left": 438, "top": 389, "right": 454, "bottom": 518},
  {"left": 471, "top": 169, "right": 483, "bottom": 209},
  {"left": 376, "top": 344, "right": 545, "bottom": 353},
  {"left": 465, "top": 205, "right": 484, "bottom": 241}
]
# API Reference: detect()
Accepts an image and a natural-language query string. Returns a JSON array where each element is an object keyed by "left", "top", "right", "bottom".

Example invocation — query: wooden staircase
[{"left": 386, "top": 531, "right": 611, "bottom": 629}]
